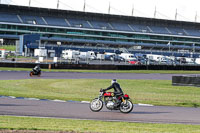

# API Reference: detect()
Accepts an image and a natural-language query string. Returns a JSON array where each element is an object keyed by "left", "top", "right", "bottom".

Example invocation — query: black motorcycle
[
  {"left": 90, "top": 89, "right": 133, "bottom": 113},
  {"left": 29, "top": 69, "right": 41, "bottom": 77}
]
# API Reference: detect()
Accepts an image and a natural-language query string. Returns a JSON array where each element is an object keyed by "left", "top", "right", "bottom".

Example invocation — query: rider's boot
[{"left": 114, "top": 99, "right": 121, "bottom": 108}]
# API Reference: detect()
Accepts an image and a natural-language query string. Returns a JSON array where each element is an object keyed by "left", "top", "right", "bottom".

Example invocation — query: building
[{"left": 0, "top": 4, "right": 200, "bottom": 57}]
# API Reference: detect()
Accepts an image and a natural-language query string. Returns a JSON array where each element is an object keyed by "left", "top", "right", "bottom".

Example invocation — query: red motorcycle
[{"left": 90, "top": 89, "right": 133, "bottom": 113}]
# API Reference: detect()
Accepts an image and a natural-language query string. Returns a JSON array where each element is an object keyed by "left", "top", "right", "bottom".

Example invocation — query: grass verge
[
  {"left": 1, "top": 67, "right": 200, "bottom": 74},
  {"left": 0, "top": 116, "right": 200, "bottom": 133},
  {"left": 0, "top": 79, "right": 200, "bottom": 107},
  {"left": 0, "top": 45, "right": 15, "bottom": 51}
]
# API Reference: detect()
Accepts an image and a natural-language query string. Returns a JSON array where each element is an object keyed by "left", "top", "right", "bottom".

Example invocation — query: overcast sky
[{"left": 1, "top": 0, "right": 200, "bottom": 22}]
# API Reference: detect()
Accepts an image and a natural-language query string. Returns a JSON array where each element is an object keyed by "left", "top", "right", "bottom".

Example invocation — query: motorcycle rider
[
  {"left": 102, "top": 79, "right": 124, "bottom": 107},
  {"left": 33, "top": 65, "right": 40, "bottom": 74}
]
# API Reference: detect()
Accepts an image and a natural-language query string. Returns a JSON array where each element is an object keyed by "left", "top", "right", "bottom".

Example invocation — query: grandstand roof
[{"left": 0, "top": 3, "right": 199, "bottom": 28}]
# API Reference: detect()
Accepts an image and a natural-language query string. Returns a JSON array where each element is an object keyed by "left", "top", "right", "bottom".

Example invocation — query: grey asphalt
[
  {"left": 1, "top": 71, "right": 199, "bottom": 125},
  {"left": 0, "top": 71, "right": 194, "bottom": 80},
  {"left": 0, "top": 97, "right": 200, "bottom": 125}
]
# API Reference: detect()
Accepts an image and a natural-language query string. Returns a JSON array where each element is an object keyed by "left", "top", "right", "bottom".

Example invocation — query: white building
[
  {"left": 79, "top": 51, "right": 96, "bottom": 60},
  {"left": 0, "top": 49, "right": 6, "bottom": 58},
  {"left": 34, "top": 49, "right": 47, "bottom": 57},
  {"left": 62, "top": 49, "right": 80, "bottom": 60},
  {"left": 119, "top": 53, "right": 135, "bottom": 61}
]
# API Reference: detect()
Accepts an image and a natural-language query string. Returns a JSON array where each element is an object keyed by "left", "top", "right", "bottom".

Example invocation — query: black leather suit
[
  {"left": 33, "top": 66, "right": 40, "bottom": 73},
  {"left": 104, "top": 82, "right": 124, "bottom": 96},
  {"left": 103, "top": 82, "right": 124, "bottom": 106}
]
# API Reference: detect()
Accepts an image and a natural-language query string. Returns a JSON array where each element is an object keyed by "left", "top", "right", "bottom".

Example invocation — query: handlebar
[{"left": 100, "top": 88, "right": 105, "bottom": 92}]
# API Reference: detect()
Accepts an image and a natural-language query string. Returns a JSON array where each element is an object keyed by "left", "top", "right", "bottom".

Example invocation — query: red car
[{"left": 128, "top": 59, "right": 141, "bottom": 65}]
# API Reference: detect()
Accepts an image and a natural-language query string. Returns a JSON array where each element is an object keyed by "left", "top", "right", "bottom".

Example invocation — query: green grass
[
  {"left": 0, "top": 116, "right": 200, "bottom": 133},
  {"left": 0, "top": 45, "right": 15, "bottom": 51},
  {"left": 0, "top": 79, "right": 200, "bottom": 107},
  {"left": 1, "top": 67, "right": 200, "bottom": 74}
]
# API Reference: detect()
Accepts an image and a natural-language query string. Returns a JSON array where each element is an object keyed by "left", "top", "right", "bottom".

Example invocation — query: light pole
[
  {"left": 29, "top": 0, "right": 31, "bottom": 7},
  {"left": 57, "top": 0, "right": 59, "bottom": 9},
  {"left": 167, "top": 42, "right": 171, "bottom": 52},
  {"left": 193, "top": 43, "right": 195, "bottom": 53}
]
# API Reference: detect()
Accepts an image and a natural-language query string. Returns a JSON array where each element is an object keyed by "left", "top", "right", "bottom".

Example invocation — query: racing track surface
[
  {"left": 0, "top": 71, "right": 193, "bottom": 80},
  {"left": 0, "top": 97, "right": 200, "bottom": 125},
  {"left": 0, "top": 71, "right": 200, "bottom": 125}
]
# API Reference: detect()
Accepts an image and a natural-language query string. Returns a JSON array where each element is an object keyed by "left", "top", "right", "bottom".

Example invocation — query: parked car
[
  {"left": 128, "top": 59, "right": 141, "bottom": 65},
  {"left": 113, "top": 55, "right": 125, "bottom": 62},
  {"left": 105, "top": 55, "right": 125, "bottom": 62}
]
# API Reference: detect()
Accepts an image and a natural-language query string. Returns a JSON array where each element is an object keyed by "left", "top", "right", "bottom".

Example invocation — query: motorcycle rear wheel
[
  {"left": 90, "top": 98, "right": 103, "bottom": 112},
  {"left": 119, "top": 100, "right": 133, "bottom": 113},
  {"left": 29, "top": 72, "right": 33, "bottom": 77}
]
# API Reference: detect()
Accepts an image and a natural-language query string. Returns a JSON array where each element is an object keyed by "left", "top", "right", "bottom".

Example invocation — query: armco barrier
[
  {"left": 1, "top": 62, "right": 200, "bottom": 70},
  {"left": 172, "top": 75, "right": 200, "bottom": 87}
]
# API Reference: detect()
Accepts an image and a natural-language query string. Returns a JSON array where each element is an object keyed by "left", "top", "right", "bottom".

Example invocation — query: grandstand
[{"left": 0, "top": 4, "right": 200, "bottom": 57}]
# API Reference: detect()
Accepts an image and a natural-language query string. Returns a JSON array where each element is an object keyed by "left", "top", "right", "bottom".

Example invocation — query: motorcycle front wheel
[
  {"left": 38, "top": 72, "right": 41, "bottom": 77},
  {"left": 89, "top": 98, "right": 103, "bottom": 112},
  {"left": 119, "top": 100, "right": 133, "bottom": 113}
]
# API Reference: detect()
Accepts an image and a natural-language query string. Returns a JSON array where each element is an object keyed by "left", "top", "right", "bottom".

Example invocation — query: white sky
[{"left": 1, "top": 0, "right": 200, "bottom": 22}]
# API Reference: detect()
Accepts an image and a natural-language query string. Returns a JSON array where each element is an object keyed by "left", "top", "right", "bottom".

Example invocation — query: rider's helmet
[{"left": 111, "top": 79, "right": 117, "bottom": 84}]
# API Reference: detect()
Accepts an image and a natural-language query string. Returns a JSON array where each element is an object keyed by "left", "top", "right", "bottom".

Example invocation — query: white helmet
[{"left": 111, "top": 79, "right": 117, "bottom": 84}]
